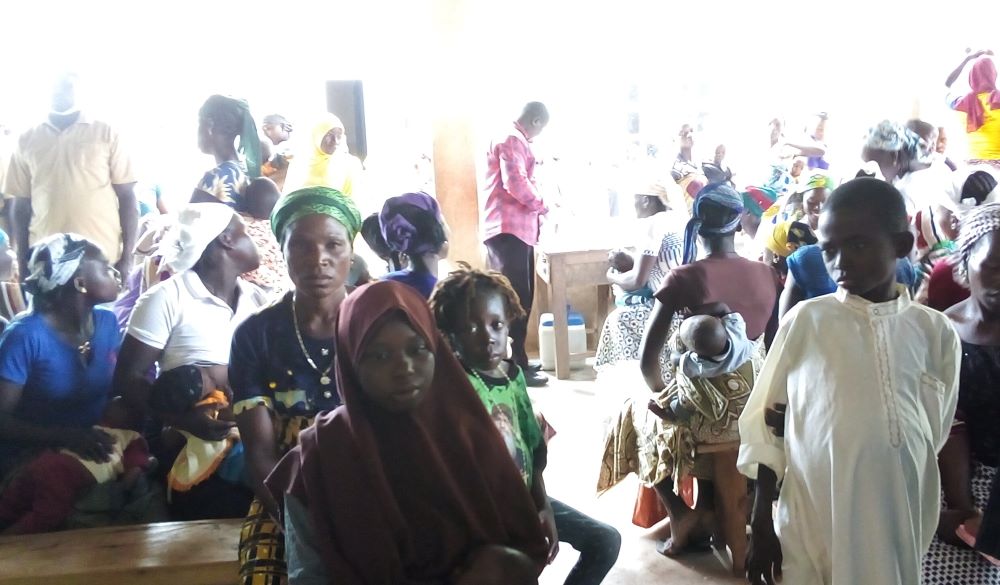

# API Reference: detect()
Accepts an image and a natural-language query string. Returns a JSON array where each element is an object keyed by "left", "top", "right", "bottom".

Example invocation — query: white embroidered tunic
[{"left": 738, "top": 287, "right": 961, "bottom": 585}]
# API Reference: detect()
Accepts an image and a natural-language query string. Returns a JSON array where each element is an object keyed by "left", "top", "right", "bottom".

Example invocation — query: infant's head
[
  {"left": 679, "top": 314, "right": 728, "bottom": 357},
  {"left": 150, "top": 365, "right": 209, "bottom": 415},
  {"left": 244, "top": 177, "right": 281, "bottom": 220}
]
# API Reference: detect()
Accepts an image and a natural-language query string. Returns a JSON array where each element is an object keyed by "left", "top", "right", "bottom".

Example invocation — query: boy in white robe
[{"left": 738, "top": 178, "right": 961, "bottom": 585}]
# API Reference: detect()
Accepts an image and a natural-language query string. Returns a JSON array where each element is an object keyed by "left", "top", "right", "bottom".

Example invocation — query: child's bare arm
[
  {"left": 764, "top": 404, "right": 787, "bottom": 437},
  {"left": 747, "top": 466, "right": 783, "bottom": 585}
]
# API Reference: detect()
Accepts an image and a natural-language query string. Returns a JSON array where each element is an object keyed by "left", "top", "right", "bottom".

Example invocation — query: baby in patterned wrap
[
  {"left": 649, "top": 303, "right": 755, "bottom": 423},
  {"left": 152, "top": 365, "right": 244, "bottom": 493}
]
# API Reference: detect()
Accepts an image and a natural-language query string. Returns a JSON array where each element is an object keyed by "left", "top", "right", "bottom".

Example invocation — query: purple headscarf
[{"left": 378, "top": 192, "right": 443, "bottom": 256}]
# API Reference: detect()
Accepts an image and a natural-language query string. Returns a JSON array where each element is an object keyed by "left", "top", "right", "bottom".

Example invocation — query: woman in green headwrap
[
  {"left": 231, "top": 187, "right": 361, "bottom": 585},
  {"left": 191, "top": 95, "right": 262, "bottom": 211}
]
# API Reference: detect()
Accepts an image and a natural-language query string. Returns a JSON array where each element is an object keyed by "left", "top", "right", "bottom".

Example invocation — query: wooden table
[
  {"left": 0, "top": 519, "right": 242, "bottom": 585},
  {"left": 535, "top": 247, "right": 613, "bottom": 380}
]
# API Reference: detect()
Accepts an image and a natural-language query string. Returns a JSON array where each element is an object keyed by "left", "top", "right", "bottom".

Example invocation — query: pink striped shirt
[{"left": 482, "top": 122, "right": 547, "bottom": 246}]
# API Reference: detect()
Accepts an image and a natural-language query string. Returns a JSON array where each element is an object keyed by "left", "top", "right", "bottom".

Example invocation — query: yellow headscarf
[
  {"left": 303, "top": 115, "right": 344, "bottom": 186},
  {"left": 284, "top": 114, "right": 364, "bottom": 197},
  {"left": 764, "top": 220, "right": 792, "bottom": 257},
  {"left": 764, "top": 219, "right": 817, "bottom": 258}
]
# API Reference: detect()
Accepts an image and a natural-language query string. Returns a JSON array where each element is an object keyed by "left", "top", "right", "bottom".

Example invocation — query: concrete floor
[{"left": 531, "top": 363, "right": 742, "bottom": 585}]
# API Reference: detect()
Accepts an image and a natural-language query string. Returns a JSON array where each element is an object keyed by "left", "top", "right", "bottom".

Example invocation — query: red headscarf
[
  {"left": 266, "top": 281, "right": 547, "bottom": 584},
  {"left": 956, "top": 57, "right": 1000, "bottom": 133}
]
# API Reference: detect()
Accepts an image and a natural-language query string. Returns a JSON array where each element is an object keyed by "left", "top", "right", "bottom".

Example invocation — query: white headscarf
[
  {"left": 159, "top": 203, "right": 236, "bottom": 274},
  {"left": 25, "top": 233, "right": 91, "bottom": 294}
]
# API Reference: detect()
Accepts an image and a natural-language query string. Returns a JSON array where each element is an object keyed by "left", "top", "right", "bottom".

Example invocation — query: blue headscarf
[{"left": 682, "top": 183, "right": 745, "bottom": 264}]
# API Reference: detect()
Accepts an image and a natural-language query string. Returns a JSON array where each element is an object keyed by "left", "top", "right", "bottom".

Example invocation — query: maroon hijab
[
  {"left": 266, "top": 281, "right": 547, "bottom": 584},
  {"left": 956, "top": 57, "right": 1000, "bottom": 132}
]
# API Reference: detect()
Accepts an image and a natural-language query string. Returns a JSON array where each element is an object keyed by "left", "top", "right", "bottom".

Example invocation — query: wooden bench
[{"left": 0, "top": 519, "right": 242, "bottom": 585}]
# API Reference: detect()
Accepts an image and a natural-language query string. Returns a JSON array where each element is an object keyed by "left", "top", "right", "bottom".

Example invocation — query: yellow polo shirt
[{"left": 3, "top": 115, "right": 135, "bottom": 262}]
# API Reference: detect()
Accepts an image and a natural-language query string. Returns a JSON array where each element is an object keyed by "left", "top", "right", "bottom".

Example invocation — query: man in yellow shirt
[{"left": 4, "top": 73, "right": 138, "bottom": 278}]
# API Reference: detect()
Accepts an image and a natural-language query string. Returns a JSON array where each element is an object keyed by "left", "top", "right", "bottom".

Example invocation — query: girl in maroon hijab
[{"left": 266, "top": 281, "right": 547, "bottom": 584}]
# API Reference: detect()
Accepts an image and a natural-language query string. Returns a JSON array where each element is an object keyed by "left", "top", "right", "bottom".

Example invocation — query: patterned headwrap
[
  {"left": 271, "top": 186, "right": 362, "bottom": 244},
  {"left": 24, "top": 233, "right": 92, "bottom": 295},
  {"left": 764, "top": 220, "right": 818, "bottom": 258},
  {"left": 379, "top": 192, "right": 443, "bottom": 256},
  {"left": 864, "top": 120, "right": 925, "bottom": 162},
  {"left": 741, "top": 186, "right": 778, "bottom": 219},
  {"left": 954, "top": 202, "right": 1000, "bottom": 284},
  {"left": 798, "top": 173, "right": 835, "bottom": 194},
  {"left": 683, "top": 183, "right": 745, "bottom": 264}
]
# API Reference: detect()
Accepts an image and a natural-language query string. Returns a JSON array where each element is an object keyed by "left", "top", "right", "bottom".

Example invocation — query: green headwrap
[
  {"left": 200, "top": 95, "right": 262, "bottom": 180},
  {"left": 239, "top": 105, "right": 262, "bottom": 180},
  {"left": 271, "top": 186, "right": 362, "bottom": 243}
]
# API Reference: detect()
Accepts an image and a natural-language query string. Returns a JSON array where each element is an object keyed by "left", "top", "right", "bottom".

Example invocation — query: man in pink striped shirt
[{"left": 482, "top": 102, "right": 550, "bottom": 387}]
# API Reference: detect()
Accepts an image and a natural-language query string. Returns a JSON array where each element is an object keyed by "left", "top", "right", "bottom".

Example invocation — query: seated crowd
[{"left": 1, "top": 50, "right": 1000, "bottom": 585}]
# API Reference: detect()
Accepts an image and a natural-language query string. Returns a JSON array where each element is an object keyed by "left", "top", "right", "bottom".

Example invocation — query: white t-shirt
[{"left": 127, "top": 270, "right": 268, "bottom": 371}]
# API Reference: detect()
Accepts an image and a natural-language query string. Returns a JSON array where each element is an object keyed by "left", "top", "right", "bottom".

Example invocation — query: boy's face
[
  {"left": 456, "top": 291, "right": 509, "bottom": 373},
  {"left": 818, "top": 207, "right": 912, "bottom": 302}
]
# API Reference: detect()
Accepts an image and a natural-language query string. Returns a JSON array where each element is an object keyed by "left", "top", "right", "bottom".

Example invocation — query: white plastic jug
[{"left": 537, "top": 312, "right": 587, "bottom": 371}]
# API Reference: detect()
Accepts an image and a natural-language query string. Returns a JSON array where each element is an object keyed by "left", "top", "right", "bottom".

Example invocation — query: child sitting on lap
[
  {"left": 151, "top": 365, "right": 243, "bottom": 496},
  {"left": 0, "top": 399, "right": 152, "bottom": 534}
]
